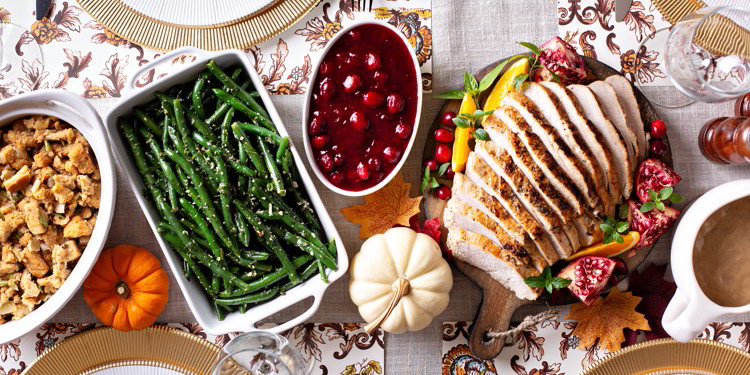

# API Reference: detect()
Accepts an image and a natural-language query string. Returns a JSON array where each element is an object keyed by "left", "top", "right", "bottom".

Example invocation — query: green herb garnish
[
  {"left": 421, "top": 166, "right": 440, "bottom": 194},
  {"left": 640, "top": 187, "right": 683, "bottom": 213},
  {"left": 524, "top": 267, "right": 571, "bottom": 293},
  {"left": 601, "top": 215, "right": 630, "bottom": 244}
]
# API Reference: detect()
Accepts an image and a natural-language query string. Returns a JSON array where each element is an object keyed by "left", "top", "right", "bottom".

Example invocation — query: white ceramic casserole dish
[
  {"left": 301, "top": 19, "right": 423, "bottom": 197},
  {"left": 0, "top": 90, "right": 117, "bottom": 344},
  {"left": 103, "top": 46, "right": 348, "bottom": 335}
]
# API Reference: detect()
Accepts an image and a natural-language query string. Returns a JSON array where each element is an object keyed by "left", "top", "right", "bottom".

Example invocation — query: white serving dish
[
  {"left": 103, "top": 46, "right": 348, "bottom": 335},
  {"left": 0, "top": 90, "right": 117, "bottom": 344},
  {"left": 301, "top": 19, "right": 423, "bottom": 197}
]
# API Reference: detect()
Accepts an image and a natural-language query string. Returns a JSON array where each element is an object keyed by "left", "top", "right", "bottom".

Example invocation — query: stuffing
[
  {"left": 63, "top": 216, "right": 93, "bottom": 238},
  {"left": 22, "top": 200, "right": 47, "bottom": 235},
  {"left": 21, "top": 240, "right": 48, "bottom": 278},
  {"left": 52, "top": 241, "right": 80, "bottom": 264},
  {"left": 4, "top": 165, "right": 31, "bottom": 192}
]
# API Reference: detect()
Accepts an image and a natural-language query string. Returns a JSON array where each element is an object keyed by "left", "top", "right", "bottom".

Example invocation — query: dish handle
[
  {"left": 662, "top": 288, "right": 713, "bottom": 342},
  {"left": 42, "top": 90, "right": 105, "bottom": 134},
  {"left": 243, "top": 288, "right": 325, "bottom": 334},
  {"left": 125, "top": 46, "right": 205, "bottom": 91}
]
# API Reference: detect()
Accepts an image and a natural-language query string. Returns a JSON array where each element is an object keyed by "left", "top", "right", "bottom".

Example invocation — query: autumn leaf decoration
[
  {"left": 565, "top": 288, "right": 650, "bottom": 353},
  {"left": 341, "top": 174, "right": 422, "bottom": 238}
]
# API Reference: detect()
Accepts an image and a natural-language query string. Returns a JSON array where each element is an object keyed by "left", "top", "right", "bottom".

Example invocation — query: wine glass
[
  {"left": 0, "top": 21, "right": 44, "bottom": 94},
  {"left": 212, "top": 332, "right": 312, "bottom": 375}
]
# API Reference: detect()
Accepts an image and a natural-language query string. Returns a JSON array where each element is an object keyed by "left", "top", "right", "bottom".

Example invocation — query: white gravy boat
[{"left": 663, "top": 179, "right": 750, "bottom": 342}]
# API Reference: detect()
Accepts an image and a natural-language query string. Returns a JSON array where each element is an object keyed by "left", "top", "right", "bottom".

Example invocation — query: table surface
[{"left": 51, "top": 1, "right": 743, "bottom": 373}]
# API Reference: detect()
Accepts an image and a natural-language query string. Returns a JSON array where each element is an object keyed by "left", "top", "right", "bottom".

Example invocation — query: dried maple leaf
[
  {"left": 341, "top": 174, "right": 422, "bottom": 238},
  {"left": 565, "top": 288, "right": 650, "bottom": 353}
]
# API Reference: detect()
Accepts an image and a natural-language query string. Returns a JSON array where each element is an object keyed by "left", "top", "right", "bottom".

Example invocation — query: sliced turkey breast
[
  {"left": 466, "top": 153, "right": 577, "bottom": 259},
  {"left": 538, "top": 81, "right": 620, "bottom": 209},
  {"left": 502, "top": 93, "right": 601, "bottom": 212},
  {"left": 605, "top": 75, "right": 648, "bottom": 162},
  {"left": 522, "top": 82, "right": 611, "bottom": 212},
  {"left": 444, "top": 198, "right": 547, "bottom": 272},
  {"left": 588, "top": 81, "right": 638, "bottom": 174},
  {"left": 451, "top": 173, "right": 559, "bottom": 265},
  {"left": 447, "top": 228, "right": 541, "bottom": 300},
  {"left": 568, "top": 84, "right": 634, "bottom": 199}
]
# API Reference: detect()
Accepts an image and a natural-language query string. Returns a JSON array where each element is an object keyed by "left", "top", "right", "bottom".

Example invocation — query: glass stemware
[{"left": 212, "top": 332, "right": 312, "bottom": 375}]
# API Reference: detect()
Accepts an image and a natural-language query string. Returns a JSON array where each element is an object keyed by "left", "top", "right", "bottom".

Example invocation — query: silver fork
[{"left": 351, "top": 0, "right": 373, "bottom": 13}]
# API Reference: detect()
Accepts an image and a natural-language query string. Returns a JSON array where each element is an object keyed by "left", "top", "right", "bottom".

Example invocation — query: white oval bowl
[
  {"left": 301, "top": 19, "right": 423, "bottom": 197},
  {"left": 0, "top": 90, "right": 117, "bottom": 344},
  {"left": 103, "top": 47, "right": 348, "bottom": 336}
]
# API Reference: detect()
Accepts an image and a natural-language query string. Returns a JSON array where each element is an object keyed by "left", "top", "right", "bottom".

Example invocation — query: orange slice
[
  {"left": 451, "top": 92, "right": 477, "bottom": 172},
  {"left": 483, "top": 57, "right": 530, "bottom": 112},
  {"left": 567, "top": 231, "right": 640, "bottom": 260}
]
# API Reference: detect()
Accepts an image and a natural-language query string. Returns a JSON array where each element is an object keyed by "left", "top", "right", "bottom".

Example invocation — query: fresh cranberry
[
  {"left": 312, "top": 135, "right": 329, "bottom": 149},
  {"left": 363, "top": 91, "right": 385, "bottom": 108},
  {"left": 435, "top": 185, "right": 452, "bottom": 200},
  {"left": 333, "top": 153, "right": 345, "bottom": 166},
  {"left": 342, "top": 74, "right": 361, "bottom": 94},
  {"left": 319, "top": 78, "right": 335, "bottom": 101},
  {"left": 373, "top": 70, "right": 389, "bottom": 85},
  {"left": 650, "top": 139, "right": 668, "bottom": 156},
  {"left": 346, "top": 169, "right": 361, "bottom": 182},
  {"left": 357, "top": 162, "right": 370, "bottom": 180},
  {"left": 435, "top": 144, "right": 452, "bottom": 163},
  {"left": 330, "top": 171, "right": 343, "bottom": 185},
  {"left": 319, "top": 153, "right": 333, "bottom": 172},
  {"left": 434, "top": 129, "right": 454, "bottom": 143},
  {"left": 395, "top": 121, "right": 411, "bottom": 139},
  {"left": 383, "top": 147, "right": 400, "bottom": 163},
  {"left": 367, "top": 157, "right": 382, "bottom": 171},
  {"left": 651, "top": 120, "right": 667, "bottom": 139},
  {"left": 424, "top": 159, "right": 438, "bottom": 171},
  {"left": 386, "top": 93, "right": 404, "bottom": 115},
  {"left": 349, "top": 111, "right": 369, "bottom": 131},
  {"left": 309, "top": 117, "right": 324, "bottom": 136},
  {"left": 365, "top": 53, "right": 381, "bottom": 70},
  {"left": 443, "top": 168, "right": 455, "bottom": 179},
  {"left": 319, "top": 61, "right": 332, "bottom": 75},
  {"left": 442, "top": 111, "right": 457, "bottom": 127},
  {"left": 348, "top": 30, "right": 361, "bottom": 41}
]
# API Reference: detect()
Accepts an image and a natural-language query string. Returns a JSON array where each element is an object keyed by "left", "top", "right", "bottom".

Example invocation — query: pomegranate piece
[
  {"left": 330, "top": 171, "right": 343, "bottom": 185},
  {"left": 386, "top": 93, "right": 405, "bottom": 114},
  {"left": 363, "top": 91, "right": 385, "bottom": 108},
  {"left": 424, "top": 159, "right": 438, "bottom": 171},
  {"left": 628, "top": 200, "right": 680, "bottom": 248},
  {"left": 435, "top": 144, "right": 452, "bottom": 164},
  {"left": 342, "top": 74, "right": 362, "bottom": 94},
  {"left": 349, "top": 111, "right": 369, "bottom": 131},
  {"left": 635, "top": 158, "right": 682, "bottom": 203},
  {"left": 383, "top": 146, "right": 401, "bottom": 163},
  {"left": 435, "top": 185, "right": 452, "bottom": 200},
  {"left": 532, "top": 36, "right": 589, "bottom": 85},
  {"left": 311, "top": 135, "right": 329, "bottom": 149},
  {"left": 319, "top": 153, "right": 334, "bottom": 172},
  {"left": 558, "top": 256, "right": 616, "bottom": 305},
  {"left": 365, "top": 52, "right": 381, "bottom": 70},
  {"left": 434, "top": 129, "right": 455, "bottom": 143},
  {"left": 650, "top": 140, "right": 668, "bottom": 157},
  {"left": 356, "top": 162, "right": 370, "bottom": 180},
  {"left": 395, "top": 121, "right": 411, "bottom": 139},
  {"left": 319, "top": 78, "right": 335, "bottom": 100},
  {"left": 650, "top": 120, "right": 667, "bottom": 139}
]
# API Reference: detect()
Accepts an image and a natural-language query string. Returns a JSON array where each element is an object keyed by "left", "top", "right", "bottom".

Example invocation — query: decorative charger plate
[
  {"left": 22, "top": 326, "right": 219, "bottom": 375},
  {"left": 580, "top": 339, "right": 750, "bottom": 375},
  {"left": 77, "top": 0, "right": 319, "bottom": 51}
]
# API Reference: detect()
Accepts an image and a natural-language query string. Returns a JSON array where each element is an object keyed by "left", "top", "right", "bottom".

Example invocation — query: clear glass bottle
[{"left": 698, "top": 116, "right": 750, "bottom": 164}]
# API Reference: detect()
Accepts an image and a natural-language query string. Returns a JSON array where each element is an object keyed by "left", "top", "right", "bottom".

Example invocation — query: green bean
[
  {"left": 211, "top": 274, "right": 221, "bottom": 295},
  {"left": 269, "top": 226, "right": 337, "bottom": 270},
  {"left": 206, "top": 60, "right": 270, "bottom": 119},
  {"left": 220, "top": 107, "right": 236, "bottom": 154},
  {"left": 237, "top": 122, "right": 283, "bottom": 144},
  {"left": 121, "top": 119, "right": 150, "bottom": 179},
  {"left": 160, "top": 97, "right": 176, "bottom": 120},
  {"left": 258, "top": 136, "right": 285, "bottom": 196},
  {"left": 192, "top": 75, "right": 206, "bottom": 119},
  {"left": 236, "top": 211, "right": 250, "bottom": 247},
  {"left": 220, "top": 254, "right": 312, "bottom": 298},
  {"left": 281, "top": 260, "right": 319, "bottom": 292},
  {"left": 162, "top": 232, "right": 214, "bottom": 297},
  {"left": 137, "top": 126, "right": 185, "bottom": 195},
  {"left": 317, "top": 261, "right": 329, "bottom": 283},
  {"left": 257, "top": 205, "right": 326, "bottom": 252},
  {"left": 231, "top": 123, "right": 267, "bottom": 177},
  {"left": 213, "top": 300, "right": 228, "bottom": 320},
  {"left": 134, "top": 108, "right": 162, "bottom": 138},
  {"left": 215, "top": 285, "right": 279, "bottom": 306},
  {"left": 172, "top": 99, "right": 221, "bottom": 185},
  {"left": 213, "top": 89, "right": 274, "bottom": 129},
  {"left": 161, "top": 116, "right": 170, "bottom": 149},
  {"left": 192, "top": 134, "right": 257, "bottom": 177},
  {"left": 286, "top": 162, "right": 324, "bottom": 235},
  {"left": 212, "top": 136, "right": 235, "bottom": 238},
  {"left": 206, "top": 78, "right": 250, "bottom": 125},
  {"left": 186, "top": 109, "right": 219, "bottom": 143},
  {"left": 178, "top": 197, "right": 225, "bottom": 262},
  {"left": 275, "top": 137, "right": 289, "bottom": 165}
]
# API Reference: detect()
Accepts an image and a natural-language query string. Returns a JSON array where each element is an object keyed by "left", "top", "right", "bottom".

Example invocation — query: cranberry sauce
[{"left": 308, "top": 24, "right": 418, "bottom": 191}]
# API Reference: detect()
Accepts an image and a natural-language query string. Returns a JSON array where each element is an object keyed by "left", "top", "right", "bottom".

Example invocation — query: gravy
[{"left": 694, "top": 196, "right": 750, "bottom": 307}]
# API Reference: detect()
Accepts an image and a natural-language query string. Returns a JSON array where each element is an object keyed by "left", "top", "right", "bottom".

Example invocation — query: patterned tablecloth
[
  {"left": 0, "top": 0, "right": 433, "bottom": 99},
  {"left": 0, "top": 322, "right": 384, "bottom": 374}
]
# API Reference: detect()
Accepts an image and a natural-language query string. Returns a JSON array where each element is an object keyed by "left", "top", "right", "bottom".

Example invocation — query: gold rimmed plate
[
  {"left": 22, "top": 326, "right": 219, "bottom": 375},
  {"left": 581, "top": 338, "right": 750, "bottom": 375}
]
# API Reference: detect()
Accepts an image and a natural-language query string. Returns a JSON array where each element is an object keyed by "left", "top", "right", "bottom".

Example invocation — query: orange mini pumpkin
[{"left": 83, "top": 245, "right": 169, "bottom": 332}]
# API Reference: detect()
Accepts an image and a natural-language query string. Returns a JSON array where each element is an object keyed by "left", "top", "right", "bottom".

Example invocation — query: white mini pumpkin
[{"left": 349, "top": 227, "right": 453, "bottom": 334}]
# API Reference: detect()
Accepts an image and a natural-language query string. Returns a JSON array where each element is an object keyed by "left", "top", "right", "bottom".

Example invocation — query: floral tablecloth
[
  {"left": 0, "top": 0, "right": 432, "bottom": 99},
  {"left": 0, "top": 322, "right": 384, "bottom": 375}
]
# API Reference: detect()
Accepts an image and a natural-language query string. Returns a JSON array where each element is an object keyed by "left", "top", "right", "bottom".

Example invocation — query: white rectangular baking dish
[{"left": 103, "top": 46, "right": 348, "bottom": 335}]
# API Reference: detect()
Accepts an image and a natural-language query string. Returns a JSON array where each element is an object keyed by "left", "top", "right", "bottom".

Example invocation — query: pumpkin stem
[
  {"left": 116, "top": 281, "right": 131, "bottom": 299},
  {"left": 365, "top": 277, "right": 411, "bottom": 334}
]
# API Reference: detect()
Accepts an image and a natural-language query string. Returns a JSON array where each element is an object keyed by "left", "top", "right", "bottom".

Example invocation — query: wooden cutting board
[{"left": 422, "top": 56, "right": 671, "bottom": 360}]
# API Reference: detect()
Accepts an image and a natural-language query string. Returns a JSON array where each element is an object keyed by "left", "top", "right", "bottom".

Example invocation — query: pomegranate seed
[
  {"left": 365, "top": 53, "right": 381, "bottom": 70},
  {"left": 651, "top": 120, "right": 667, "bottom": 139},
  {"left": 357, "top": 162, "right": 370, "bottom": 180},
  {"left": 363, "top": 91, "right": 385, "bottom": 108},
  {"left": 319, "top": 78, "right": 335, "bottom": 101},
  {"left": 386, "top": 93, "right": 404, "bottom": 115},
  {"left": 330, "top": 171, "right": 343, "bottom": 185},
  {"left": 311, "top": 135, "right": 329, "bottom": 149},
  {"left": 650, "top": 139, "right": 668, "bottom": 156},
  {"left": 367, "top": 157, "right": 382, "bottom": 171},
  {"left": 444, "top": 168, "right": 455, "bottom": 179},
  {"left": 333, "top": 153, "right": 345, "bottom": 166},
  {"left": 434, "top": 128, "right": 454, "bottom": 143},
  {"left": 424, "top": 159, "right": 438, "bottom": 171},
  {"left": 342, "top": 74, "right": 361, "bottom": 94},
  {"left": 319, "top": 153, "right": 333, "bottom": 172},
  {"left": 395, "top": 121, "right": 411, "bottom": 139},
  {"left": 373, "top": 70, "right": 389, "bottom": 85},
  {"left": 383, "top": 147, "right": 401, "bottom": 163},
  {"left": 309, "top": 117, "right": 324, "bottom": 136},
  {"left": 442, "top": 111, "right": 457, "bottom": 127},
  {"left": 435, "top": 185, "right": 452, "bottom": 200},
  {"left": 435, "top": 144, "right": 452, "bottom": 163},
  {"left": 348, "top": 30, "right": 361, "bottom": 41},
  {"left": 319, "top": 61, "right": 332, "bottom": 75},
  {"left": 349, "top": 111, "right": 369, "bottom": 131}
]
